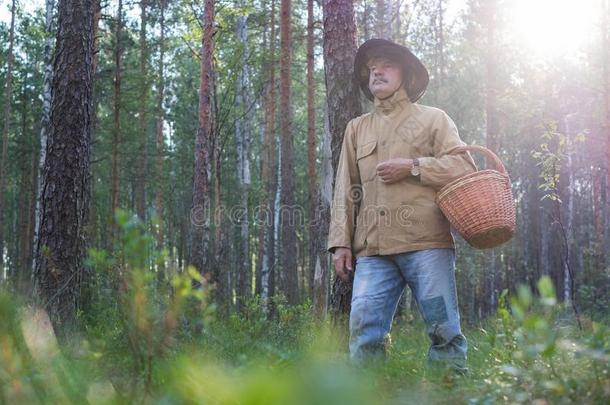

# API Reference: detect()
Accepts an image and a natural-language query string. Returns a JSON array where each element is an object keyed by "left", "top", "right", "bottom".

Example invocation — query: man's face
[{"left": 367, "top": 56, "right": 403, "bottom": 100}]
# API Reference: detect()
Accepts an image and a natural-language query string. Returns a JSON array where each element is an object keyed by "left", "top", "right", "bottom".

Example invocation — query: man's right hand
[{"left": 333, "top": 247, "right": 353, "bottom": 282}]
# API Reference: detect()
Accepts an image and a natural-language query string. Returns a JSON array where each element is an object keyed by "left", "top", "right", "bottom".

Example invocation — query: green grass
[
  {"left": 2, "top": 211, "right": 607, "bottom": 404},
  {"left": 1, "top": 288, "right": 609, "bottom": 404}
]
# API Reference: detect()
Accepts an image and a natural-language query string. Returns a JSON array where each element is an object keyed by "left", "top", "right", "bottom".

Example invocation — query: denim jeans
[{"left": 349, "top": 248, "right": 467, "bottom": 369}]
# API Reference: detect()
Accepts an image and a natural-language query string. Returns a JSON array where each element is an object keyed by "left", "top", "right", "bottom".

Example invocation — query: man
[{"left": 327, "top": 38, "right": 477, "bottom": 371}]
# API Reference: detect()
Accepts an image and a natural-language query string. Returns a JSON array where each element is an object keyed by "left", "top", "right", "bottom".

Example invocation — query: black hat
[{"left": 354, "top": 38, "right": 429, "bottom": 102}]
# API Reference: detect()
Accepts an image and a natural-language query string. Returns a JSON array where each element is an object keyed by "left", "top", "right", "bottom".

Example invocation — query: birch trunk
[
  {"left": 33, "top": 0, "right": 57, "bottom": 282},
  {"left": 258, "top": 0, "right": 277, "bottom": 312}
]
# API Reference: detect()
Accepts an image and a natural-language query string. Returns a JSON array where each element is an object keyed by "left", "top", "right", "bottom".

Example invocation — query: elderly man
[{"left": 327, "top": 38, "right": 477, "bottom": 371}]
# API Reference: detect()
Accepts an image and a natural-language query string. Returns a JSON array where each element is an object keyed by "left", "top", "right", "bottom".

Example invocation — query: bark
[
  {"left": 279, "top": 0, "right": 299, "bottom": 305},
  {"left": 235, "top": 3, "right": 252, "bottom": 311},
  {"left": 213, "top": 122, "right": 229, "bottom": 309},
  {"left": 17, "top": 77, "right": 36, "bottom": 291},
  {"left": 189, "top": 0, "right": 215, "bottom": 276},
  {"left": 0, "top": 0, "right": 16, "bottom": 275},
  {"left": 135, "top": 0, "right": 149, "bottom": 221},
  {"left": 34, "top": 0, "right": 95, "bottom": 332},
  {"left": 110, "top": 0, "right": 124, "bottom": 240},
  {"left": 562, "top": 115, "right": 575, "bottom": 304},
  {"left": 602, "top": 0, "right": 610, "bottom": 262},
  {"left": 88, "top": 0, "right": 101, "bottom": 248},
  {"left": 155, "top": 0, "right": 166, "bottom": 251},
  {"left": 306, "top": 0, "right": 318, "bottom": 302},
  {"left": 33, "top": 0, "right": 57, "bottom": 284},
  {"left": 323, "top": 0, "right": 362, "bottom": 317},
  {"left": 257, "top": 0, "right": 278, "bottom": 312},
  {"left": 272, "top": 137, "right": 281, "bottom": 312},
  {"left": 312, "top": 107, "right": 333, "bottom": 319}
]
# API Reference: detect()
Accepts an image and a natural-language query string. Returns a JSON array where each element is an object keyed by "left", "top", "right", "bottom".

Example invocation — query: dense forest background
[{"left": 0, "top": 0, "right": 609, "bottom": 403}]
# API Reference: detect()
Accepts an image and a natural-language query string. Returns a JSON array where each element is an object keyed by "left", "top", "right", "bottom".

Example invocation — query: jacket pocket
[{"left": 356, "top": 140, "right": 377, "bottom": 183}]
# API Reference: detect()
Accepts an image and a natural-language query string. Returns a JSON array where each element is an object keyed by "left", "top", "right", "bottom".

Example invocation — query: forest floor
[
  {"left": 1, "top": 287, "right": 608, "bottom": 405},
  {"left": 2, "top": 217, "right": 608, "bottom": 404}
]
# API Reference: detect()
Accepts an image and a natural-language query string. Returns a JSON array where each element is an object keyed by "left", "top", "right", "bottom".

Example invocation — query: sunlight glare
[{"left": 508, "top": 0, "right": 598, "bottom": 58}]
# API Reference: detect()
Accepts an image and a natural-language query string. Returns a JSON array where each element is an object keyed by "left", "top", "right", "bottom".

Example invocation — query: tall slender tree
[
  {"left": 306, "top": 0, "right": 317, "bottom": 301},
  {"left": 484, "top": 0, "right": 499, "bottom": 313},
  {"left": 33, "top": 0, "right": 57, "bottom": 284},
  {"left": 34, "top": 0, "right": 95, "bottom": 331},
  {"left": 235, "top": 1, "right": 252, "bottom": 310},
  {"left": 135, "top": 0, "right": 149, "bottom": 221},
  {"left": 155, "top": 0, "right": 166, "bottom": 251},
  {"left": 256, "top": 0, "right": 277, "bottom": 311},
  {"left": 189, "top": 0, "right": 215, "bottom": 276},
  {"left": 110, "top": 0, "right": 124, "bottom": 240},
  {"left": 279, "top": 0, "right": 299, "bottom": 304},
  {"left": 0, "top": 0, "right": 16, "bottom": 277}
]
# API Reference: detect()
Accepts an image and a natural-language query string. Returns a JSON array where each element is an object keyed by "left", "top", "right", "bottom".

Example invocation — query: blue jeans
[{"left": 349, "top": 248, "right": 467, "bottom": 368}]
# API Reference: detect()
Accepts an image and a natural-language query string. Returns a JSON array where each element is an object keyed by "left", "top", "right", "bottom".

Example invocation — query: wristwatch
[{"left": 410, "top": 158, "right": 420, "bottom": 176}]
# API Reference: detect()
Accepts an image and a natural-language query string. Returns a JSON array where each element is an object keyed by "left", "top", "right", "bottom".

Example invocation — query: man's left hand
[{"left": 376, "top": 158, "right": 414, "bottom": 184}]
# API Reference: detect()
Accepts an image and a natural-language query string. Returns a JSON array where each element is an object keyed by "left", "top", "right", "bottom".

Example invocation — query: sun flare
[{"left": 508, "top": 0, "right": 598, "bottom": 58}]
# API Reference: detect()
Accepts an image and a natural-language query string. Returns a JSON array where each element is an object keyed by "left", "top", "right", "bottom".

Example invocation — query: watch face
[{"left": 411, "top": 166, "right": 420, "bottom": 176}]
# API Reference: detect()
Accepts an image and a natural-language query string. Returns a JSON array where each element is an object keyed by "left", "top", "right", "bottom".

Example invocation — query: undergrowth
[{"left": 1, "top": 211, "right": 608, "bottom": 404}]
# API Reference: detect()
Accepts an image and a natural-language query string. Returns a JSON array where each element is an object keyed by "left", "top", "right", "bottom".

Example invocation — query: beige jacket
[{"left": 327, "top": 87, "right": 477, "bottom": 257}]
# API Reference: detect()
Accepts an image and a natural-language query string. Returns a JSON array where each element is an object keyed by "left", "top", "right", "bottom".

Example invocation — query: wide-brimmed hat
[{"left": 354, "top": 38, "right": 429, "bottom": 102}]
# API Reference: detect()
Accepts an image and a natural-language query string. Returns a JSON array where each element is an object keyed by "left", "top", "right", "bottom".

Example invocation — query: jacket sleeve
[
  {"left": 327, "top": 120, "right": 361, "bottom": 254},
  {"left": 418, "top": 110, "right": 477, "bottom": 190}
]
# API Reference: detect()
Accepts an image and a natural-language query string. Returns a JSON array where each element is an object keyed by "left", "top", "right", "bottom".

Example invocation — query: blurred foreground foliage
[{"left": 0, "top": 211, "right": 608, "bottom": 404}]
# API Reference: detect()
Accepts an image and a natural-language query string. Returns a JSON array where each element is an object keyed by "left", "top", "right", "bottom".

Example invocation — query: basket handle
[{"left": 447, "top": 144, "right": 507, "bottom": 175}]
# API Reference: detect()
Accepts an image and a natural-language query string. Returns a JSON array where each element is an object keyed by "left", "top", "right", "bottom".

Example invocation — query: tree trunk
[
  {"left": 323, "top": 0, "right": 362, "bottom": 317},
  {"left": 0, "top": 0, "right": 16, "bottom": 276},
  {"left": 256, "top": 0, "right": 277, "bottom": 313},
  {"left": 110, "top": 0, "right": 124, "bottom": 240},
  {"left": 34, "top": 0, "right": 95, "bottom": 333},
  {"left": 88, "top": 0, "right": 102, "bottom": 249},
  {"left": 602, "top": 0, "right": 610, "bottom": 266},
  {"left": 272, "top": 140, "right": 282, "bottom": 312},
  {"left": 189, "top": 0, "right": 215, "bottom": 276},
  {"left": 563, "top": 115, "right": 575, "bottom": 304},
  {"left": 135, "top": 0, "right": 149, "bottom": 221},
  {"left": 312, "top": 107, "right": 333, "bottom": 319},
  {"left": 484, "top": 0, "right": 499, "bottom": 313},
  {"left": 33, "top": 0, "right": 57, "bottom": 285},
  {"left": 279, "top": 0, "right": 299, "bottom": 305},
  {"left": 306, "top": 0, "right": 318, "bottom": 303},
  {"left": 235, "top": 3, "right": 252, "bottom": 311},
  {"left": 155, "top": 0, "right": 166, "bottom": 251}
]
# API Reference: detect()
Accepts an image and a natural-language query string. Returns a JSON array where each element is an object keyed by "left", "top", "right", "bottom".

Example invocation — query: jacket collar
[{"left": 373, "top": 87, "right": 412, "bottom": 117}]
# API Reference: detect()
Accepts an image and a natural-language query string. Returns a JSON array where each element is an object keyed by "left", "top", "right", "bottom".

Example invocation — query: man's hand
[
  {"left": 376, "top": 158, "right": 414, "bottom": 184},
  {"left": 333, "top": 247, "right": 353, "bottom": 282}
]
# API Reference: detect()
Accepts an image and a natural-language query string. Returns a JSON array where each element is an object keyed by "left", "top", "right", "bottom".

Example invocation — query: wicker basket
[{"left": 435, "top": 145, "right": 516, "bottom": 249}]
